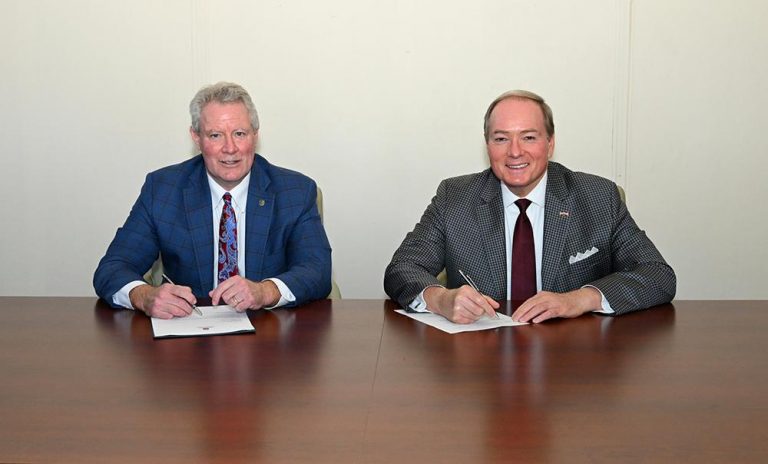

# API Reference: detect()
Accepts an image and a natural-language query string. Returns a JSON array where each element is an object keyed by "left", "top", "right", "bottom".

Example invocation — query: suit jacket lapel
[
  {"left": 542, "top": 163, "right": 572, "bottom": 291},
  {"left": 245, "top": 156, "right": 275, "bottom": 279},
  {"left": 476, "top": 173, "right": 507, "bottom": 298},
  {"left": 183, "top": 165, "right": 214, "bottom": 292}
]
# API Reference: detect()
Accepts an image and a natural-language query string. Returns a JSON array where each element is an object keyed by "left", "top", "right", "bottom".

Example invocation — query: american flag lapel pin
[{"left": 559, "top": 211, "right": 570, "bottom": 217}]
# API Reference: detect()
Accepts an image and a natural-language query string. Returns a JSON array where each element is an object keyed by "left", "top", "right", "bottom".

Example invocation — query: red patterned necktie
[
  {"left": 218, "top": 192, "right": 239, "bottom": 283},
  {"left": 511, "top": 199, "right": 536, "bottom": 302}
]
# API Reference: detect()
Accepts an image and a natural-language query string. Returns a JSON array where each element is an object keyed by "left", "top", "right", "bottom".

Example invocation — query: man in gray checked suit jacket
[{"left": 384, "top": 90, "right": 675, "bottom": 324}]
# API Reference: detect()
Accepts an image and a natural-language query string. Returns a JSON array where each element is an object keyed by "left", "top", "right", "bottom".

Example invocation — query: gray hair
[
  {"left": 189, "top": 82, "right": 260, "bottom": 133},
  {"left": 483, "top": 90, "right": 554, "bottom": 141}
]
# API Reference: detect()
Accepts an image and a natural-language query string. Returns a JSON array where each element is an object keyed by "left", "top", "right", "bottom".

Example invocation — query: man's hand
[
  {"left": 424, "top": 285, "right": 500, "bottom": 324},
  {"left": 129, "top": 283, "right": 196, "bottom": 320},
  {"left": 511, "top": 287, "right": 602, "bottom": 323},
  {"left": 209, "top": 275, "right": 280, "bottom": 312}
]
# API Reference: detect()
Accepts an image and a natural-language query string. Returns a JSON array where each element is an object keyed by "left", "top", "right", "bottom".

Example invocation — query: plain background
[{"left": 1, "top": 0, "right": 766, "bottom": 299}]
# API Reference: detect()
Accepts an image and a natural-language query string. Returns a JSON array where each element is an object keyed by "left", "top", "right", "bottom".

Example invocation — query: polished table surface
[{"left": 1, "top": 298, "right": 767, "bottom": 463}]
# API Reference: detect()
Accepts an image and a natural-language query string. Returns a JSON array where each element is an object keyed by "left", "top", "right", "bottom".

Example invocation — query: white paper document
[
  {"left": 151, "top": 305, "right": 255, "bottom": 338},
  {"left": 395, "top": 309, "right": 527, "bottom": 334}
]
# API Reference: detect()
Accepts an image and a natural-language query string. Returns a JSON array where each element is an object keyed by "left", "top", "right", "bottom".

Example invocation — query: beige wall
[{"left": 1, "top": 0, "right": 766, "bottom": 299}]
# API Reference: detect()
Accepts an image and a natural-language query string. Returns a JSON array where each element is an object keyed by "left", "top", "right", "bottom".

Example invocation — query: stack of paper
[
  {"left": 395, "top": 309, "right": 527, "bottom": 334},
  {"left": 151, "top": 305, "right": 255, "bottom": 338}
]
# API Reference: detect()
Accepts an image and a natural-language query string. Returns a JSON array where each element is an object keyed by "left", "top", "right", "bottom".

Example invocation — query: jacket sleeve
[
  {"left": 587, "top": 185, "right": 677, "bottom": 314},
  {"left": 384, "top": 181, "right": 449, "bottom": 308},
  {"left": 93, "top": 174, "right": 160, "bottom": 307},
  {"left": 270, "top": 180, "right": 332, "bottom": 306}
]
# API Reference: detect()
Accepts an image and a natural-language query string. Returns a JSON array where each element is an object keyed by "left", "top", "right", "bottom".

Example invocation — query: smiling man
[
  {"left": 384, "top": 90, "right": 675, "bottom": 324},
  {"left": 94, "top": 82, "right": 331, "bottom": 319}
]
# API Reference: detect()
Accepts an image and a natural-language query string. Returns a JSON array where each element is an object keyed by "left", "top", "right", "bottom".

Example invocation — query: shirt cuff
[
  {"left": 583, "top": 285, "right": 615, "bottom": 314},
  {"left": 407, "top": 285, "right": 445, "bottom": 313},
  {"left": 264, "top": 278, "right": 295, "bottom": 309},
  {"left": 112, "top": 280, "right": 148, "bottom": 309}
]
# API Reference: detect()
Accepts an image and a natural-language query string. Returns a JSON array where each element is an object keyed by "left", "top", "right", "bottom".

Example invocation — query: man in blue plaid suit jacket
[
  {"left": 94, "top": 82, "right": 331, "bottom": 319},
  {"left": 384, "top": 90, "right": 675, "bottom": 324}
]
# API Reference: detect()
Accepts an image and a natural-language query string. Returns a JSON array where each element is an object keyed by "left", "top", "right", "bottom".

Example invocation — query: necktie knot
[
  {"left": 223, "top": 192, "right": 233, "bottom": 204},
  {"left": 515, "top": 198, "right": 531, "bottom": 214}
]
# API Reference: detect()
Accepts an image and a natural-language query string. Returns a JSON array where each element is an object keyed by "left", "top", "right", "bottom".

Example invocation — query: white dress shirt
[{"left": 501, "top": 172, "right": 546, "bottom": 298}]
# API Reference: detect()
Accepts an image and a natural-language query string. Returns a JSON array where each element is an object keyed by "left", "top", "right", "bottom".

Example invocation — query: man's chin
[{"left": 212, "top": 174, "right": 247, "bottom": 190}]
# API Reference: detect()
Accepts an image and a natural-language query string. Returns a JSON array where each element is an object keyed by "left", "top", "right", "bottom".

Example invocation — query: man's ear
[
  {"left": 547, "top": 134, "right": 556, "bottom": 158},
  {"left": 189, "top": 126, "right": 200, "bottom": 147}
]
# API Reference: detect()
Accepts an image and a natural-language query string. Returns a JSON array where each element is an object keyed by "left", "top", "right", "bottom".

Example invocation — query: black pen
[
  {"left": 458, "top": 269, "right": 499, "bottom": 319},
  {"left": 161, "top": 273, "right": 203, "bottom": 316}
]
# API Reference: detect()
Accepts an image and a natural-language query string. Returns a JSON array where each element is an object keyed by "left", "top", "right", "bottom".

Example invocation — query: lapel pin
[
  {"left": 259, "top": 199, "right": 266, "bottom": 207},
  {"left": 559, "top": 211, "right": 570, "bottom": 217}
]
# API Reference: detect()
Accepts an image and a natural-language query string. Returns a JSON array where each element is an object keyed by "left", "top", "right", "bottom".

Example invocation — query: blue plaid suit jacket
[
  {"left": 384, "top": 162, "right": 676, "bottom": 315},
  {"left": 94, "top": 154, "right": 332, "bottom": 307}
]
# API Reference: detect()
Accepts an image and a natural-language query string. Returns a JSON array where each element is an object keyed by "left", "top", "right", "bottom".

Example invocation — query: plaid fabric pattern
[
  {"left": 384, "top": 162, "right": 676, "bottom": 315},
  {"left": 94, "top": 154, "right": 332, "bottom": 307}
]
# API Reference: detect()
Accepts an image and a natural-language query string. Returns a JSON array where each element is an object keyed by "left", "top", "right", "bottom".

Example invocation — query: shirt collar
[
  {"left": 207, "top": 173, "right": 251, "bottom": 211},
  {"left": 501, "top": 170, "right": 548, "bottom": 210}
]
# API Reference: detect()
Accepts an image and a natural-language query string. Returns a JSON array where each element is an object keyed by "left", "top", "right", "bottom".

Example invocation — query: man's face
[
  {"left": 190, "top": 101, "right": 257, "bottom": 190},
  {"left": 486, "top": 98, "right": 554, "bottom": 197}
]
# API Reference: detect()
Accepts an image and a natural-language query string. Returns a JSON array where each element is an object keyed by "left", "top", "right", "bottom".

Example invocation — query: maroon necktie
[
  {"left": 217, "top": 193, "right": 239, "bottom": 283},
  {"left": 511, "top": 199, "right": 536, "bottom": 301}
]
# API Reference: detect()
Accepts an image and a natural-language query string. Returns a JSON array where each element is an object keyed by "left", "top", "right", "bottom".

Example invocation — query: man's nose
[
  {"left": 508, "top": 136, "right": 522, "bottom": 157},
  {"left": 222, "top": 135, "right": 237, "bottom": 153}
]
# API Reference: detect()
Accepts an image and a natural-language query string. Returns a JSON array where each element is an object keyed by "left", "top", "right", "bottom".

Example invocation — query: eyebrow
[
  {"left": 204, "top": 128, "right": 251, "bottom": 134},
  {"left": 492, "top": 128, "right": 541, "bottom": 135}
]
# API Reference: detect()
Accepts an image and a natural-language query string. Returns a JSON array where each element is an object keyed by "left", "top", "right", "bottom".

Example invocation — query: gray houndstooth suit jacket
[{"left": 384, "top": 161, "right": 676, "bottom": 315}]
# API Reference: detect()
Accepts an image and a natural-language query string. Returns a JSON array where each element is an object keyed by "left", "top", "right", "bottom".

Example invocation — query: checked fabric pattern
[
  {"left": 218, "top": 192, "right": 239, "bottom": 283},
  {"left": 384, "top": 162, "right": 676, "bottom": 315}
]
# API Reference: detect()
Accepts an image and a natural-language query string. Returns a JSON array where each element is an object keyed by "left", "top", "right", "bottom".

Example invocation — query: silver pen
[
  {"left": 458, "top": 269, "right": 499, "bottom": 319},
  {"left": 161, "top": 273, "right": 203, "bottom": 316}
]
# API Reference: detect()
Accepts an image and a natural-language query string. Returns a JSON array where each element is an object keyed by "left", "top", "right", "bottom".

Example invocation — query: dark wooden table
[{"left": 1, "top": 298, "right": 766, "bottom": 463}]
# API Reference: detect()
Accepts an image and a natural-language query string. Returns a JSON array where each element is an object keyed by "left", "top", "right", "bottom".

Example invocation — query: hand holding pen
[
  {"left": 128, "top": 277, "right": 200, "bottom": 320},
  {"left": 458, "top": 270, "right": 500, "bottom": 320},
  {"left": 161, "top": 273, "right": 203, "bottom": 316},
  {"left": 422, "top": 279, "right": 500, "bottom": 324}
]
